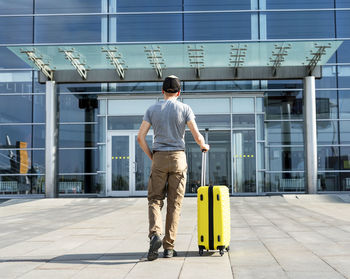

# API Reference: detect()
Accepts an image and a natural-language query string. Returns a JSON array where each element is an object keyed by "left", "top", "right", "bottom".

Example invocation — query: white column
[
  {"left": 45, "top": 81, "right": 59, "bottom": 198},
  {"left": 303, "top": 76, "right": 318, "bottom": 194}
]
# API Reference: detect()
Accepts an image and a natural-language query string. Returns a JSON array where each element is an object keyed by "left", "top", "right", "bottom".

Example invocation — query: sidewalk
[{"left": 1, "top": 195, "right": 350, "bottom": 279}]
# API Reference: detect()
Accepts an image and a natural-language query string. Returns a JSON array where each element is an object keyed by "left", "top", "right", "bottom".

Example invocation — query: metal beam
[
  {"left": 38, "top": 66, "right": 322, "bottom": 84},
  {"left": 303, "top": 76, "right": 318, "bottom": 194},
  {"left": 45, "top": 81, "right": 59, "bottom": 198}
]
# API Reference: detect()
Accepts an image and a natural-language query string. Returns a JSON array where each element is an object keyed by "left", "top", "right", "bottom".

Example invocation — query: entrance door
[{"left": 107, "top": 131, "right": 152, "bottom": 196}]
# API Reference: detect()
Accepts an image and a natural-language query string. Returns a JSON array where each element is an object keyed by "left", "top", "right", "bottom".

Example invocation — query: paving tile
[
  {"left": 232, "top": 266, "right": 287, "bottom": 279},
  {"left": 323, "top": 256, "right": 350, "bottom": 278},
  {"left": 286, "top": 271, "right": 345, "bottom": 279}
]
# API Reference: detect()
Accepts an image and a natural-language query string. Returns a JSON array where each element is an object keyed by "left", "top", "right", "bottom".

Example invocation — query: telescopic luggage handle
[{"left": 201, "top": 150, "right": 207, "bottom": 186}]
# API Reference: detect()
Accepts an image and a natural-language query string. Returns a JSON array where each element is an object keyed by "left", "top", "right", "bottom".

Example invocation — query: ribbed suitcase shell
[{"left": 197, "top": 185, "right": 231, "bottom": 255}]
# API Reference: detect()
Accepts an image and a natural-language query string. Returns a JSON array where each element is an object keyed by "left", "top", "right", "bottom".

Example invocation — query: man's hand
[
  {"left": 137, "top": 120, "right": 152, "bottom": 160},
  {"left": 200, "top": 144, "right": 210, "bottom": 152}
]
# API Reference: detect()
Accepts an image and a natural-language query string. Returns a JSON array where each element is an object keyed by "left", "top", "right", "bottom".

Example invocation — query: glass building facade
[{"left": 0, "top": 0, "right": 350, "bottom": 196}]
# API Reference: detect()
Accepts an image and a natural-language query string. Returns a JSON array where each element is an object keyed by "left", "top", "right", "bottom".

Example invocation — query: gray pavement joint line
[
  {"left": 227, "top": 248, "right": 236, "bottom": 279},
  {"left": 237, "top": 203, "right": 289, "bottom": 276},
  {"left": 121, "top": 251, "right": 147, "bottom": 279},
  {"left": 177, "top": 227, "right": 195, "bottom": 279},
  {"left": 251, "top": 203, "right": 349, "bottom": 279}
]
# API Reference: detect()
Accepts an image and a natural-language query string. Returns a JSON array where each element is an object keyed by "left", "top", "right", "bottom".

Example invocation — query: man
[{"left": 137, "top": 75, "right": 209, "bottom": 261}]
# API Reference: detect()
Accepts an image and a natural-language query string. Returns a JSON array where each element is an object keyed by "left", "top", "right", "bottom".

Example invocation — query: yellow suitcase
[{"left": 197, "top": 151, "right": 231, "bottom": 256}]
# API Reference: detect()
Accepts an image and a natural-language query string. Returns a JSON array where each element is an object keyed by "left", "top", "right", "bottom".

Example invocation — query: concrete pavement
[{"left": 0, "top": 195, "right": 350, "bottom": 278}]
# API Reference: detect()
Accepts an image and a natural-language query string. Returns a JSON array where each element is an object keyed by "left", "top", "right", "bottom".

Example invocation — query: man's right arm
[{"left": 187, "top": 119, "right": 210, "bottom": 151}]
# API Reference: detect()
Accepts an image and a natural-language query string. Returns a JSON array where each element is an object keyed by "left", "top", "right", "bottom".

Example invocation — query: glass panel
[
  {"left": 0, "top": 47, "right": 31, "bottom": 69},
  {"left": 0, "top": 17, "right": 33, "bottom": 44},
  {"left": 318, "top": 146, "right": 339, "bottom": 171},
  {"left": 267, "top": 0, "right": 334, "bottom": 8},
  {"left": 184, "top": 80, "right": 254, "bottom": 91},
  {"left": 59, "top": 124, "right": 97, "bottom": 148},
  {"left": 35, "top": 16, "right": 103, "bottom": 43},
  {"left": 340, "top": 147, "right": 350, "bottom": 170},
  {"left": 98, "top": 144, "right": 106, "bottom": 172},
  {"left": 184, "top": 13, "right": 251, "bottom": 40},
  {"left": 111, "top": 136, "right": 129, "bottom": 191},
  {"left": 195, "top": 115, "right": 230, "bottom": 130},
  {"left": 232, "top": 130, "right": 256, "bottom": 193},
  {"left": 99, "top": 100, "right": 107, "bottom": 115},
  {"left": 98, "top": 117, "right": 106, "bottom": 143},
  {"left": 0, "top": 71, "right": 32, "bottom": 94},
  {"left": 185, "top": 132, "right": 201, "bottom": 193},
  {"left": 232, "top": 114, "right": 255, "bottom": 129},
  {"left": 265, "top": 172, "right": 304, "bottom": 192},
  {"left": 60, "top": 95, "right": 98, "bottom": 122},
  {"left": 135, "top": 135, "right": 152, "bottom": 191},
  {"left": 33, "top": 95, "right": 45, "bottom": 123},
  {"left": 266, "top": 11, "right": 335, "bottom": 39},
  {"left": 0, "top": 95, "right": 32, "bottom": 123},
  {"left": 266, "top": 91, "right": 303, "bottom": 120},
  {"left": 336, "top": 11, "right": 350, "bottom": 38},
  {"left": 97, "top": 173, "right": 106, "bottom": 195},
  {"left": 108, "top": 99, "right": 156, "bottom": 116},
  {"left": 336, "top": 41, "right": 350, "bottom": 63},
  {"left": 115, "top": 14, "right": 182, "bottom": 42},
  {"left": 184, "top": 0, "right": 250, "bottom": 10},
  {"left": 33, "top": 125, "right": 45, "bottom": 148},
  {"left": 32, "top": 150, "right": 45, "bottom": 177},
  {"left": 117, "top": 0, "right": 182, "bottom": 11},
  {"left": 317, "top": 121, "right": 339, "bottom": 145},
  {"left": 256, "top": 98, "right": 264, "bottom": 113},
  {"left": 35, "top": 0, "right": 102, "bottom": 13},
  {"left": 318, "top": 173, "right": 340, "bottom": 191},
  {"left": 316, "top": 66, "right": 337, "bottom": 88},
  {"left": 267, "top": 80, "right": 302, "bottom": 90},
  {"left": 58, "top": 83, "right": 103, "bottom": 93},
  {"left": 257, "top": 143, "right": 265, "bottom": 170},
  {"left": 0, "top": 175, "right": 45, "bottom": 195},
  {"left": 340, "top": 173, "right": 350, "bottom": 191},
  {"left": 108, "top": 116, "right": 143, "bottom": 130},
  {"left": 266, "top": 121, "right": 303, "bottom": 145},
  {"left": 0, "top": 125, "right": 32, "bottom": 148},
  {"left": 183, "top": 98, "right": 230, "bottom": 114},
  {"left": 208, "top": 131, "right": 231, "bottom": 190},
  {"left": 267, "top": 147, "right": 304, "bottom": 171},
  {"left": 338, "top": 66, "right": 350, "bottom": 88},
  {"left": 58, "top": 175, "right": 98, "bottom": 194},
  {"left": 340, "top": 121, "right": 350, "bottom": 144},
  {"left": 316, "top": 91, "right": 338, "bottom": 119},
  {"left": 337, "top": 0, "right": 350, "bottom": 8},
  {"left": 0, "top": 149, "right": 31, "bottom": 175},
  {"left": 0, "top": 0, "right": 33, "bottom": 14},
  {"left": 257, "top": 115, "right": 264, "bottom": 140},
  {"left": 232, "top": 98, "right": 254, "bottom": 114},
  {"left": 339, "top": 91, "right": 350, "bottom": 119},
  {"left": 59, "top": 149, "right": 97, "bottom": 173}
]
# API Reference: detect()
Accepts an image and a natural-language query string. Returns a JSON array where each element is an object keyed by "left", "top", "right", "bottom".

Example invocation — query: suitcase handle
[{"left": 201, "top": 150, "right": 207, "bottom": 186}]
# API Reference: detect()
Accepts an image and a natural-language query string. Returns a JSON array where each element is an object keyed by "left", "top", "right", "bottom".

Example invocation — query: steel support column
[
  {"left": 303, "top": 76, "right": 318, "bottom": 194},
  {"left": 45, "top": 81, "right": 59, "bottom": 198}
]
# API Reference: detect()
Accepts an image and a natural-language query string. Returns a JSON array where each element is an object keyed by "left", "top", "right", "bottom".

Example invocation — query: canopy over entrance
[{"left": 8, "top": 40, "right": 342, "bottom": 83}]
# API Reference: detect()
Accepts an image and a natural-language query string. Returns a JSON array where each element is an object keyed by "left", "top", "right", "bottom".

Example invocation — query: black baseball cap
[{"left": 162, "top": 75, "right": 181, "bottom": 93}]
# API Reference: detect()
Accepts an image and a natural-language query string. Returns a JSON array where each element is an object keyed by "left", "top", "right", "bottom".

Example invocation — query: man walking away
[{"left": 137, "top": 75, "right": 209, "bottom": 261}]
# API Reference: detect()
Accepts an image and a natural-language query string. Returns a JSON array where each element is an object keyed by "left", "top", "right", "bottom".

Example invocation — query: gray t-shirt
[{"left": 143, "top": 99, "right": 195, "bottom": 151}]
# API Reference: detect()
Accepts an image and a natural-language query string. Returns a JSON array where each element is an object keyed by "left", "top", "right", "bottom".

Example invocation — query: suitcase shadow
[{"left": 179, "top": 251, "right": 217, "bottom": 257}]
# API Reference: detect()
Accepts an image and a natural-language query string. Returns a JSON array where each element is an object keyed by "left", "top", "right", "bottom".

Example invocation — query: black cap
[{"left": 162, "top": 75, "right": 181, "bottom": 93}]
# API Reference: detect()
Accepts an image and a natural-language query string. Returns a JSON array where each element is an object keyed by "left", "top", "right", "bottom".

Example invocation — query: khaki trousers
[{"left": 148, "top": 150, "right": 187, "bottom": 250}]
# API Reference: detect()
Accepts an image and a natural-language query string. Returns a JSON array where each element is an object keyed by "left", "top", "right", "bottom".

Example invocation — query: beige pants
[{"left": 148, "top": 150, "right": 187, "bottom": 250}]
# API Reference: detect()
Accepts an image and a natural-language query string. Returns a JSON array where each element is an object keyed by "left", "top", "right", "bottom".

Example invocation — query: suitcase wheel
[
  {"left": 219, "top": 249, "right": 224, "bottom": 256},
  {"left": 199, "top": 249, "right": 204, "bottom": 256},
  {"left": 226, "top": 246, "right": 230, "bottom": 252}
]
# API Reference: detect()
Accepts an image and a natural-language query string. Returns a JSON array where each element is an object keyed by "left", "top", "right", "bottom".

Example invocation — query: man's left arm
[{"left": 137, "top": 120, "right": 153, "bottom": 160}]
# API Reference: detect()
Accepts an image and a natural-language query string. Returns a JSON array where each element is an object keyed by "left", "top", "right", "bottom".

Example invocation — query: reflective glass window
[
  {"left": 257, "top": 115, "right": 265, "bottom": 140},
  {"left": 0, "top": 0, "right": 33, "bottom": 14},
  {"left": 318, "top": 146, "right": 339, "bottom": 171},
  {"left": 340, "top": 147, "right": 350, "bottom": 170},
  {"left": 108, "top": 99, "right": 156, "bottom": 116},
  {"left": 336, "top": 11, "right": 350, "bottom": 38},
  {"left": 317, "top": 121, "right": 339, "bottom": 145},
  {"left": 316, "top": 91, "right": 338, "bottom": 120},
  {"left": 59, "top": 149, "right": 97, "bottom": 174},
  {"left": 184, "top": 0, "right": 250, "bottom": 10},
  {"left": 33, "top": 95, "right": 45, "bottom": 123},
  {"left": 338, "top": 66, "right": 350, "bottom": 88},
  {"left": 232, "top": 98, "right": 254, "bottom": 113},
  {"left": 266, "top": 11, "right": 335, "bottom": 39},
  {"left": 108, "top": 116, "right": 143, "bottom": 130},
  {"left": 340, "top": 121, "right": 350, "bottom": 144},
  {"left": 184, "top": 12, "right": 251, "bottom": 40},
  {"left": 183, "top": 98, "right": 230, "bottom": 114},
  {"left": 336, "top": 41, "right": 350, "bottom": 63},
  {"left": 339, "top": 91, "right": 350, "bottom": 119},
  {"left": 267, "top": 0, "right": 334, "bottom": 9},
  {"left": 35, "top": 16, "right": 102, "bottom": 43},
  {"left": 0, "top": 174, "right": 44, "bottom": 195},
  {"left": 0, "top": 71, "right": 32, "bottom": 94},
  {"left": 232, "top": 114, "right": 255, "bottom": 129},
  {"left": 340, "top": 172, "right": 350, "bottom": 191},
  {"left": 0, "top": 150, "right": 32, "bottom": 175},
  {"left": 184, "top": 81, "right": 254, "bottom": 91},
  {"left": 58, "top": 84, "right": 103, "bottom": 93},
  {"left": 32, "top": 150, "right": 45, "bottom": 175},
  {"left": 266, "top": 121, "right": 303, "bottom": 145},
  {"left": 117, "top": 0, "right": 182, "bottom": 11},
  {"left": 337, "top": 0, "right": 350, "bottom": 8},
  {"left": 266, "top": 91, "right": 303, "bottom": 120},
  {"left": 115, "top": 14, "right": 182, "bottom": 42},
  {"left": 267, "top": 147, "right": 304, "bottom": 171},
  {"left": 110, "top": 82, "right": 162, "bottom": 93},
  {"left": 257, "top": 143, "right": 265, "bottom": 170},
  {"left": 59, "top": 124, "right": 97, "bottom": 148},
  {"left": 265, "top": 172, "right": 304, "bottom": 192},
  {"left": 256, "top": 98, "right": 264, "bottom": 113},
  {"left": 0, "top": 48, "right": 31, "bottom": 69},
  {"left": 318, "top": 172, "right": 340, "bottom": 191},
  {"left": 0, "top": 125, "right": 32, "bottom": 148},
  {"left": 98, "top": 117, "right": 106, "bottom": 143},
  {"left": 35, "top": 0, "right": 102, "bottom": 13},
  {"left": 58, "top": 175, "right": 99, "bottom": 194},
  {"left": 60, "top": 95, "right": 98, "bottom": 123},
  {"left": 33, "top": 125, "right": 45, "bottom": 148},
  {"left": 195, "top": 115, "right": 230, "bottom": 129},
  {"left": 316, "top": 66, "right": 337, "bottom": 88},
  {"left": 0, "top": 17, "right": 32, "bottom": 44},
  {"left": 267, "top": 80, "right": 302, "bottom": 90},
  {"left": 0, "top": 95, "right": 32, "bottom": 123}
]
